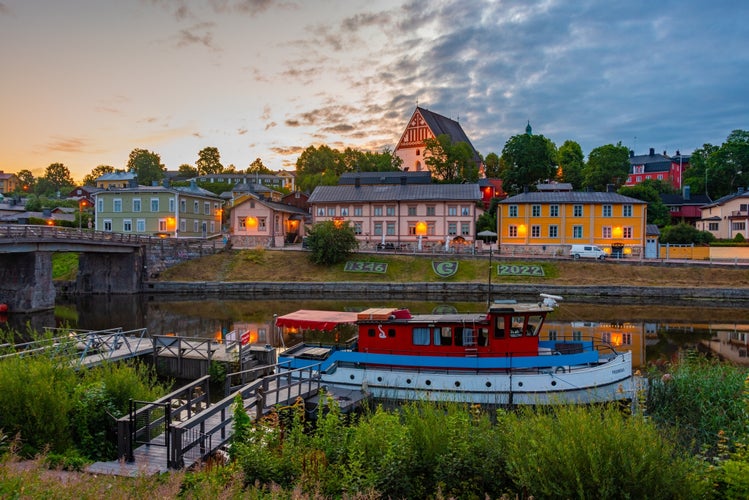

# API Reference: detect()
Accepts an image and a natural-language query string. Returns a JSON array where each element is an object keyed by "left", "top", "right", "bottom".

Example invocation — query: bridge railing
[
  {"left": 0, "top": 224, "right": 224, "bottom": 247},
  {"left": 72, "top": 327, "right": 151, "bottom": 367},
  {"left": 168, "top": 364, "right": 321, "bottom": 469},
  {"left": 0, "top": 327, "right": 124, "bottom": 361}
]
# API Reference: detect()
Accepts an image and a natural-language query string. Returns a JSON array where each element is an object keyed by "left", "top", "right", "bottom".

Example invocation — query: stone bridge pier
[
  {"left": 0, "top": 252, "right": 56, "bottom": 312},
  {"left": 76, "top": 249, "right": 145, "bottom": 295}
]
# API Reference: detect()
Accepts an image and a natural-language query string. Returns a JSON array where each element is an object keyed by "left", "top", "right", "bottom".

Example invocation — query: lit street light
[{"left": 79, "top": 200, "right": 87, "bottom": 230}]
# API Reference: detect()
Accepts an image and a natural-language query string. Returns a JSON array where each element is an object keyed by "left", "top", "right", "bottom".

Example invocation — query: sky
[{"left": 1, "top": 0, "right": 748, "bottom": 183}]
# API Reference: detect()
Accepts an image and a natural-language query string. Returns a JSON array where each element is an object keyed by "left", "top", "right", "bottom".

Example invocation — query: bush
[{"left": 305, "top": 220, "right": 358, "bottom": 265}]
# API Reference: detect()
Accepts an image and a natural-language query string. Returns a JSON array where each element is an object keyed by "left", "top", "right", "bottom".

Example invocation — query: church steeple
[{"left": 525, "top": 121, "right": 532, "bottom": 135}]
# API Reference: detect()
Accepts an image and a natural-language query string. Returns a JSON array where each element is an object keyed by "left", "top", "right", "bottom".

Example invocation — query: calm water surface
[{"left": 3, "top": 294, "right": 749, "bottom": 369}]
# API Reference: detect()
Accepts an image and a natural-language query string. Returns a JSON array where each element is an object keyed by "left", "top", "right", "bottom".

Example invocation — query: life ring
[{"left": 0, "top": 303, "right": 8, "bottom": 313}]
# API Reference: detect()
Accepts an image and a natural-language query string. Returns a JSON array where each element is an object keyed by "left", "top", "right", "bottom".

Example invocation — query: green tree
[
  {"left": 178, "top": 163, "right": 198, "bottom": 178},
  {"left": 247, "top": 158, "right": 272, "bottom": 174},
  {"left": 499, "top": 133, "right": 557, "bottom": 194},
  {"left": 296, "top": 145, "right": 343, "bottom": 192},
  {"left": 618, "top": 183, "right": 670, "bottom": 226},
  {"left": 706, "top": 130, "right": 749, "bottom": 199},
  {"left": 305, "top": 220, "right": 358, "bottom": 265},
  {"left": 127, "top": 149, "right": 165, "bottom": 186},
  {"left": 582, "top": 142, "right": 630, "bottom": 191},
  {"left": 423, "top": 134, "right": 478, "bottom": 183},
  {"left": 196, "top": 146, "right": 224, "bottom": 175},
  {"left": 557, "top": 140, "right": 585, "bottom": 189},
  {"left": 38, "top": 162, "right": 75, "bottom": 195},
  {"left": 682, "top": 143, "right": 718, "bottom": 197},
  {"left": 659, "top": 223, "right": 716, "bottom": 244},
  {"left": 483, "top": 152, "right": 500, "bottom": 178},
  {"left": 15, "top": 169, "right": 35, "bottom": 193},
  {"left": 82, "top": 165, "right": 115, "bottom": 186}
]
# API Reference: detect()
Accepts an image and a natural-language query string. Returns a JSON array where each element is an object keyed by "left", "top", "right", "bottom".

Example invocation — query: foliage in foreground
[{"left": 305, "top": 220, "right": 359, "bottom": 265}]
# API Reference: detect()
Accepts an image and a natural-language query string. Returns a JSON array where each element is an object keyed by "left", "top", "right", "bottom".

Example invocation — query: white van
[{"left": 570, "top": 244, "right": 607, "bottom": 260}]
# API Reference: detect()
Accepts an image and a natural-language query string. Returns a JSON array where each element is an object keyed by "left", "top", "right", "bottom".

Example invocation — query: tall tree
[
  {"left": 15, "top": 169, "right": 35, "bottom": 193},
  {"left": 247, "top": 158, "right": 272, "bottom": 174},
  {"left": 423, "top": 134, "right": 478, "bottom": 183},
  {"left": 42, "top": 163, "right": 75, "bottom": 193},
  {"left": 582, "top": 143, "right": 629, "bottom": 191},
  {"left": 484, "top": 152, "right": 500, "bottom": 178},
  {"left": 127, "top": 149, "right": 165, "bottom": 186},
  {"left": 196, "top": 146, "right": 224, "bottom": 175},
  {"left": 499, "top": 133, "right": 558, "bottom": 194},
  {"left": 706, "top": 130, "right": 749, "bottom": 198},
  {"left": 557, "top": 140, "right": 585, "bottom": 189},
  {"left": 178, "top": 163, "right": 198, "bottom": 178},
  {"left": 82, "top": 165, "right": 115, "bottom": 186},
  {"left": 682, "top": 143, "right": 718, "bottom": 197}
]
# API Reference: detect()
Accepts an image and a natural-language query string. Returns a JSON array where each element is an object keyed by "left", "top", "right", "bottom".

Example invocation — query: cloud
[
  {"left": 175, "top": 22, "right": 218, "bottom": 50},
  {"left": 237, "top": 128, "right": 248, "bottom": 135},
  {"left": 41, "top": 137, "right": 89, "bottom": 154},
  {"left": 0, "top": 3, "right": 11, "bottom": 15}
]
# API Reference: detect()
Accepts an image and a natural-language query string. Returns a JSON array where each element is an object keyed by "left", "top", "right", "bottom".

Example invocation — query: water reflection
[{"left": 2, "top": 294, "right": 748, "bottom": 368}]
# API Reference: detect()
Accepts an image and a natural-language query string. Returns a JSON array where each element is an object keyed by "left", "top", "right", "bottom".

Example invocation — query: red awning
[{"left": 274, "top": 310, "right": 358, "bottom": 332}]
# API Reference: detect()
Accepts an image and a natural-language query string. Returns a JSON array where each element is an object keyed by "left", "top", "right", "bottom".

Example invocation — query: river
[{"left": 2, "top": 293, "right": 748, "bottom": 369}]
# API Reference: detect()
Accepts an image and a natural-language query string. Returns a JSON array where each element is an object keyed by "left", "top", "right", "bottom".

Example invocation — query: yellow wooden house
[{"left": 497, "top": 187, "right": 648, "bottom": 258}]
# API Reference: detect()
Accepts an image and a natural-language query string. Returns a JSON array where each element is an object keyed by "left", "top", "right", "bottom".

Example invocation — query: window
[
  {"left": 373, "top": 222, "right": 383, "bottom": 235},
  {"left": 316, "top": 207, "right": 325, "bottom": 216},
  {"left": 180, "top": 199, "right": 186, "bottom": 212},
  {"left": 133, "top": 199, "right": 141, "bottom": 212},
  {"left": 461, "top": 222, "right": 470, "bottom": 235},
  {"left": 741, "top": 204, "right": 748, "bottom": 213},
  {"left": 448, "top": 222, "right": 457, "bottom": 235},
  {"left": 193, "top": 201, "right": 199, "bottom": 214},
  {"left": 548, "top": 225, "right": 558, "bottom": 238},
  {"left": 123, "top": 219, "right": 132, "bottom": 232},
  {"left": 137, "top": 219, "right": 146, "bottom": 232},
  {"left": 623, "top": 205, "right": 633, "bottom": 217},
  {"left": 532, "top": 205, "right": 541, "bottom": 217},
  {"left": 438, "top": 327, "right": 452, "bottom": 346},
  {"left": 602, "top": 205, "right": 612, "bottom": 217},
  {"left": 204, "top": 202, "right": 210, "bottom": 215},
  {"left": 327, "top": 207, "right": 335, "bottom": 217},
  {"left": 354, "top": 206, "right": 363, "bottom": 216},
  {"left": 373, "top": 206, "right": 383, "bottom": 216},
  {"left": 407, "top": 205, "right": 417, "bottom": 216},
  {"left": 386, "top": 221, "right": 396, "bottom": 235},
  {"left": 509, "top": 205, "right": 518, "bottom": 217},
  {"left": 179, "top": 219, "right": 186, "bottom": 232},
  {"left": 448, "top": 206, "right": 457, "bottom": 216},
  {"left": 97, "top": 199, "right": 103, "bottom": 212},
  {"left": 509, "top": 225, "right": 518, "bottom": 237},
  {"left": 603, "top": 226, "right": 612, "bottom": 238},
  {"left": 426, "top": 206, "right": 436, "bottom": 216},
  {"left": 193, "top": 220, "right": 199, "bottom": 232},
  {"left": 623, "top": 227, "right": 633, "bottom": 238},
  {"left": 708, "top": 222, "right": 719, "bottom": 231},
  {"left": 258, "top": 217, "right": 267, "bottom": 231},
  {"left": 353, "top": 221, "right": 363, "bottom": 234},
  {"left": 547, "top": 329, "right": 558, "bottom": 341},
  {"left": 573, "top": 225, "right": 583, "bottom": 238},
  {"left": 573, "top": 205, "right": 583, "bottom": 217},
  {"left": 160, "top": 219, "right": 167, "bottom": 232},
  {"left": 531, "top": 225, "right": 540, "bottom": 238},
  {"left": 386, "top": 206, "right": 396, "bottom": 216},
  {"left": 113, "top": 199, "right": 122, "bottom": 212},
  {"left": 151, "top": 199, "right": 159, "bottom": 212},
  {"left": 103, "top": 219, "right": 112, "bottom": 231},
  {"left": 413, "top": 327, "right": 430, "bottom": 346},
  {"left": 340, "top": 207, "right": 349, "bottom": 216},
  {"left": 732, "top": 221, "right": 746, "bottom": 231},
  {"left": 461, "top": 205, "right": 470, "bottom": 216},
  {"left": 549, "top": 205, "right": 559, "bottom": 217},
  {"left": 427, "top": 222, "right": 435, "bottom": 235}
]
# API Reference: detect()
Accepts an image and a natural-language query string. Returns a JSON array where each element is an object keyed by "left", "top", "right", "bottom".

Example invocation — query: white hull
[{"left": 320, "top": 351, "right": 633, "bottom": 406}]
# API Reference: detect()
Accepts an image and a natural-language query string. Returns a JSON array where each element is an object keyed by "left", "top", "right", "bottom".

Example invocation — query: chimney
[
  {"left": 649, "top": 148, "right": 655, "bottom": 156},
  {"left": 152, "top": 180, "right": 158, "bottom": 187},
  {"left": 354, "top": 177, "right": 360, "bottom": 188},
  {"left": 683, "top": 185, "right": 690, "bottom": 200},
  {"left": 606, "top": 184, "right": 615, "bottom": 193},
  {"left": 400, "top": 176, "right": 407, "bottom": 185},
  {"left": 190, "top": 179, "right": 197, "bottom": 189},
  {"left": 629, "top": 150, "right": 634, "bottom": 158}
]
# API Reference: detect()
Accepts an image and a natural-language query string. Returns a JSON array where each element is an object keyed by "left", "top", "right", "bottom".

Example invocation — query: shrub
[{"left": 305, "top": 220, "right": 358, "bottom": 265}]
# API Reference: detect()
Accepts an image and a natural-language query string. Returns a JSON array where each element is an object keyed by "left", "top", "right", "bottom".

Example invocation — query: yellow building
[{"left": 497, "top": 187, "right": 648, "bottom": 258}]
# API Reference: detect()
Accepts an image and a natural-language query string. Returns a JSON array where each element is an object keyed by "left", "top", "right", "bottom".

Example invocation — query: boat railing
[{"left": 224, "top": 360, "right": 292, "bottom": 396}]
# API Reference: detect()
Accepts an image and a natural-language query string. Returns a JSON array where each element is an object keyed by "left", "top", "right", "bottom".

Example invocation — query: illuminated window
[{"left": 603, "top": 226, "right": 612, "bottom": 238}]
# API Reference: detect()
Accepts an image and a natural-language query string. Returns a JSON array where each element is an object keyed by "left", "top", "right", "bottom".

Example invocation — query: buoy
[{"left": 0, "top": 303, "right": 8, "bottom": 313}]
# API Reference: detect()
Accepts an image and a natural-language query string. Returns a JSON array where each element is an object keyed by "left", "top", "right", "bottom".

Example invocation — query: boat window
[
  {"left": 413, "top": 327, "right": 430, "bottom": 346},
  {"left": 367, "top": 328, "right": 376, "bottom": 337},
  {"left": 494, "top": 317, "right": 505, "bottom": 338},
  {"left": 462, "top": 328, "right": 476, "bottom": 347},
  {"left": 525, "top": 315, "right": 543, "bottom": 336},
  {"left": 477, "top": 327, "right": 489, "bottom": 346},
  {"left": 388, "top": 328, "right": 396, "bottom": 338},
  {"left": 439, "top": 327, "right": 453, "bottom": 346},
  {"left": 510, "top": 316, "right": 524, "bottom": 337}
]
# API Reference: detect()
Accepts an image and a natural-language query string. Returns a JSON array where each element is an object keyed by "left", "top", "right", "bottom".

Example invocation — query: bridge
[{"left": 0, "top": 225, "right": 224, "bottom": 312}]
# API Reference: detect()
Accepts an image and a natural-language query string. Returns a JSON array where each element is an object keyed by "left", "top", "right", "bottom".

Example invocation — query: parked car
[{"left": 570, "top": 244, "right": 607, "bottom": 260}]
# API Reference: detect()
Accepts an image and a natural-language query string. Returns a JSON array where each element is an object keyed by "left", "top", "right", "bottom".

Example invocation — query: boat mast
[{"left": 487, "top": 247, "right": 493, "bottom": 307}]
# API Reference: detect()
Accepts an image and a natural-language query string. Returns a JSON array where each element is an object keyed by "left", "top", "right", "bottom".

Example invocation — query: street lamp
[{"left": 79, "top": 200, "right": 87, "bottom": 230}]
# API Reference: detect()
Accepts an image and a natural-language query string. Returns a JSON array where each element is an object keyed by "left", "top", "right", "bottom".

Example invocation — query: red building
[{"left": 625, "top": 148, "right": 690, "bottom": 190}]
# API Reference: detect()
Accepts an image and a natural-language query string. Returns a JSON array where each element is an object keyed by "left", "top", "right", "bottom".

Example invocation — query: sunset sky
[{"left": 1, "top": 0, "right": 747, "bottom": 182}]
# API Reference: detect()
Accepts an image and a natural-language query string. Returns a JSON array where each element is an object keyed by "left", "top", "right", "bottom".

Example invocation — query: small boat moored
[{"left": 276, "top": 295, "right": 633, "bottom": 406}]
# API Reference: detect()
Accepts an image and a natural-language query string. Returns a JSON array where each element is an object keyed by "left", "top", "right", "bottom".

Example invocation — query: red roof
[{"left": 275, "top": 310, "right": 358, "bottom": 331}]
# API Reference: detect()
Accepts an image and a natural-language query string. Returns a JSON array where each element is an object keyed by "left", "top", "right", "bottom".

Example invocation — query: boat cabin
[{"left": 355, "top": 303, "right": 553, "bottom": 358}]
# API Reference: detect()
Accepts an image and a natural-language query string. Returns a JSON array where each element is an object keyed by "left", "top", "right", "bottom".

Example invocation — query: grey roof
[
  {"left": 629, "top": 152, "right": 673, "bottom": 174},
  {"left": 338, "top": 171, "right": 432, "bottom": 185},
  {"left": 96, "top": 171, "right": 136, "bottom": 181},
  {"left": 705, "top": 188, "right": 749, "bottom": 208},
  {"left": 499, "top": 191, "right": 647, "bottom": 204},
  {"left": 308, "top": 184, "right": 481, "bottom": 203},
  {"left": 94, "top": 184, "right": 220, "bottom": 199},
  {"left": 415, "top": 107, "right": 481, "bottom": 161},
  {"left": 660, "top": 193, "right": 711, "bottom": 206},
  {"left": 646, "top": 224, "right": 660, "bottom": 236}
]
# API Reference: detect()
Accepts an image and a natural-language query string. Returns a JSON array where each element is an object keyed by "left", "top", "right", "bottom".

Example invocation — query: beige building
[
  {"left": 94, "top": 183, "right": 223, "bottom": 238},
  {"left": 697, "top": 188, "right": 749, "bottom": 240},
  {"left": 307, "top": 183, "right": 482, "bottom": 251},
  {"left": 229, "top": 192, "right": 308, "bottom": 248},
  {"left": 0, "top": 171, "right": 20, "bottom": 193}
]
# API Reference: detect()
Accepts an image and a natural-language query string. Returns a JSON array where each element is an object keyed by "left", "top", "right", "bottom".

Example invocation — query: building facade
[
  {"left": 307, "top": 183, "right": 482, "bottom": 251},
  {"left": 625, "top": 148, "right": 690, "bottom": 190},
  {"left": 498, "top": 190, "right": 648, "bottom": 258},
  {"left": 0, "top": 171, "right": 20, "bottom": 194},
  {"left": 95, "top": 171, "right": 137, "bottom": 190},
  {"left": 696, "top": 188, "right": 749, "bottom": 240},
  {"left": 229, "top": 193, "right": 308, "bottom": 248},
  {"left": 94, "top": 183, "right": 223, "bottom": 238}
]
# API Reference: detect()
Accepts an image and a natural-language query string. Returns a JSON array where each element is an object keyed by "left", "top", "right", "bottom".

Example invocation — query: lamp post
[{"left": 78, "top": 200, "right": 87, "bottom": 230}]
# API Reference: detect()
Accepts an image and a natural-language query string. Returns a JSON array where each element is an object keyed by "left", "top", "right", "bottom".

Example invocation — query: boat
[{"left": 275, "top": 295, "right": 633, "bottom": 406}]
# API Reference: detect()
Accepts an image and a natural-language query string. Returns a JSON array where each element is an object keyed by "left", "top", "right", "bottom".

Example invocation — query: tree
[
  {"left": 617, "top": 183, "right": 670, "bottom": 226},
  {"left": 423, "top": 134, "right": 478, "bottom": 183},
  {"left": 127, "top": 149, "right": 165, "bottom": 186},
  {"left": 196, "top": 146, "right": 224, "bottom": 175},
  {"left": 557, "top": 140, "right": 585, "bottom": 189},
  {"left": 40, "top": 163, "right": 75, "bottom": 195},
  {"left": 682, "top": 143, "right": 718, "bottom": 197},
  {"left": 82, "top": 165, "right": 115, "bottom": 186},
  {"left": 15, "top": 169, "right": 35, "bottom": 193},
  {"left": 659, "top": 223, "right": 715, "bottom": 244},
  {"left": 499, "top": 133, "right": 557, "bottom": 194},
  {"left": 305, "top": 220, "right": 358, "bottom": 265},
  {"left": 247, "top": 158, "right": 272, "bottom": 174},
  {"left": 484, "top": 152, "right": 500, "bottom": 178},
  {"left": 706, "top": 130, "right": 749, "bottom": 199},
  {"left": 178, "top": 163, "right": 198, "bottom": 178},
  {"left": 296, "top": 145, "right": 343, "bottom": 192},
  {"left": 582, "top": 143, "right": 630, "bottom": 191}
]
